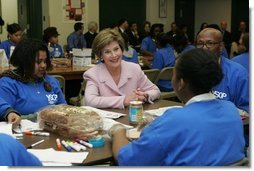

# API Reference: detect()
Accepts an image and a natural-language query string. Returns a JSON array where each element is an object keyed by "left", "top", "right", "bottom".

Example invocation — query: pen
[
  {"left": 27, "top": 139, "right": 45, "bottom": 149},
  {"left": 76, "top": 139, "right": 93, "bottom": 148},
  {"left": 56, "top": 138, "right": 62, "bottom": 151},
  {"left": 61, "top": 140, "right": 72, "bottom": 152},
  {"left": 24, "top": 131, "right": 50, "bottom": 136},
  {"left": 67, "top": 141, "right": 81, "bottom": 151}
]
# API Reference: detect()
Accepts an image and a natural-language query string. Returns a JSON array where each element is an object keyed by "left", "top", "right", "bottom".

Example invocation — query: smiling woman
[{"left": 83, "top": 28, "right": 160, "bottom": 109}]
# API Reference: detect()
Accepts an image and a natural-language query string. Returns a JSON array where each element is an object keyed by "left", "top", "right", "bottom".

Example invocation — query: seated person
[
  {"left": 232, "top": 33, "right": 249, "bottom": 73},
  {"left": 0, "top": 133, "right": 42, "bottom": 166},
  {"left": 151, "top": 33, "right": 175, "bottom": 91},
  {"left": 43, "top": 27, "right": 64, "bottom": 58},
  {"left": 0, "top": 38, "right": 66, "bottom": 126},
  {"left": 67, "top": 22, "right": 86, "bottom": 52},
  {"left": 84, "top": 21, "right": 98, "bottom": 48},
  {"left": 121, "top": 33, "right": 139, "bottom": 64},
  {"left": 0, "top": 23, "right": 22, "bottom": 59},
  {"left": 109, "top": 48, "right": 245, "bottom": 166},
  {"left": 83, "top": 28, "right": 160, "bottom": 109}
]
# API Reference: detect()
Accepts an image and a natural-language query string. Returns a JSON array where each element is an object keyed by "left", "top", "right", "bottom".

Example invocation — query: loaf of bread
[{"left": 37, "top": 105, "right": 103, "bottom": 139}]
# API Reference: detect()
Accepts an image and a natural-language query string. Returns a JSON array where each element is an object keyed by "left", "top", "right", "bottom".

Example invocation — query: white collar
[
  {"left": 185, "top": 92, "right": 216, "bottom": 106},
  {"left": 89, "top": 31, "right": 95, "bottom": 35}
]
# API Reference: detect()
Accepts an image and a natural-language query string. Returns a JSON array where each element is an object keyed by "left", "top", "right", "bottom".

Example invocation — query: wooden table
[
  {"left": 18, "top": 100, "right": 183, "bottom": 166},
  {"left": 48, "top": 65, "right": 92, "bottom": 80}
]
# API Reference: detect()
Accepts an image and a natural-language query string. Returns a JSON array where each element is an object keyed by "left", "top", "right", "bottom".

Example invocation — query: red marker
[{"left": 56, "top": 138, "right": 62, "bottom": 150}]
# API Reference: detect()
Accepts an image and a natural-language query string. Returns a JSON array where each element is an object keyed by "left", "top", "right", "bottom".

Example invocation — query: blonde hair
[{"left": 92, "top": 28, "right": 124, "bottom": 58}]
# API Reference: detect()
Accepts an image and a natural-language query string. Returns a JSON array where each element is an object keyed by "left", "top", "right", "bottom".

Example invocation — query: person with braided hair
[
  {"left": 0, "top": 38, "right": 66, "bottom": 126},
  {"left": 109, "top": 49, "right": 245, "bottom": 166}
]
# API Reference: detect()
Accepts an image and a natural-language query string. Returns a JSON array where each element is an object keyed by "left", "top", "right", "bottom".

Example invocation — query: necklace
[{"left": 34, "top": 83, "right": 40, "bottom": 94}]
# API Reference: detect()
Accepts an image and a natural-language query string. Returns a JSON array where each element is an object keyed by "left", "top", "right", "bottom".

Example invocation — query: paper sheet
[
  {"left": 81, "top": 106, "right": 126, "bottom": 119},
  {"left": 0, "top": 122, "right": 13, "bottom": 137},
  {"left": 144, "top": 106, "right": 182, "bottom": 117},
  {"left": 28, "top": 148, "right": 89, "bottom": 165}
]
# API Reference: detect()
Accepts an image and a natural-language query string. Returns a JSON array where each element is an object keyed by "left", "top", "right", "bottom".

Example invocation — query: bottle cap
[{"left": 88, "top": 137, "right": 105, "bottom": 148}]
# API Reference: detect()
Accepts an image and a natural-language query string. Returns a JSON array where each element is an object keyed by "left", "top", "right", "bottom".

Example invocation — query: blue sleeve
[
  {"left": 235, "top": 71, "right": 249, "bottom": 113},
  {"left": 0, "top": 134, "right": 42, "bottom": 166},
  {"left": 0, "top": 78, "right": 18, "bottom": 109},
  {"left": 58, "top": 45, "right": 64, "bottom": 57},
  {"left": 67, "top": 35, "right": 75, "bottom": 51},
  {"left": 140, "top": 38, "right": 149, "bottom": 51},
  {"left": 0, "top": 97, "right": 12, "bottom": 120}
]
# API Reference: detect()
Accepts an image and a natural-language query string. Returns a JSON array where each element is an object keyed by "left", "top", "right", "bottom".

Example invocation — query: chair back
[
  {"left": 52, "top": 75, "right": 65, "bottom": 95},
  {"left": 143, "top": 69, "right": 160, "bottom": 83},
  {"left": 155, "top": 67, "right": 174, "bottom": 83},
  {"left": 69, "top": 79, "right": 87, "bottom": 106}
]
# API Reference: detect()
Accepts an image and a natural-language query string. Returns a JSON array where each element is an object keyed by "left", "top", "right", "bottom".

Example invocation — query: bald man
[
  {"left": 220, "top": 20, "right": 232, "bottom": 55},
  {"left": 196, "top": 28, "right": 249, "bottom": 151}
]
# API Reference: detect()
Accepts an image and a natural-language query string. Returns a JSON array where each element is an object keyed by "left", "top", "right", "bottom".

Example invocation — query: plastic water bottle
[{"left": 54, "top": 47, "right": 61, "bottom": 57}]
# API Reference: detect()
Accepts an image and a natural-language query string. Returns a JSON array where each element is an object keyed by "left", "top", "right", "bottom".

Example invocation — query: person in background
[
  {"left": 67, "top": 22, "right": 86, "bottom": 52},
  {"left": 196, "top": 28, "right": 249, "bottom": 152},
  {"left": 83, "top": 28, "right": 160, "bottom": 109},
  {"left": 0, "top": 39, "right": 66, "bottom": 126},
  {"left": 0, "top": 16, "right": 4, "bottom": 26},
  {"left": 231, "top": 21, "right": 248, "bottom": 57},
  {"left": 127, "top": 22, "right": 141, "bottom": 51},
  {"left": 109, "top": 48, "right": 245, "bottom": 166},
  {"left": 0, "top": 23, "right": 22, "bottom": 59},
  {"left": 232, "top": 33, "right": 249, "bottom": 73},
  {"left": 171, "top": 31, "right": 195, "bottom": 56},
  {"left": 166, "top": 22, "right": 178, "bottom": 41},
  {"left": 140, "top": 21, "right": 151, "bottom": 42},
  {"left": 84, "top": 21, "right": 98, "bottom": 48},
  {"left": 43, "top": 27, "right": 64, "bottom": 58},
  {"left": 0, "top": 133, "right": 42, "bottom": 166},
  {"left": 118, "top": 18, "right": 129, "bottom": 34},
  {"left": 220, "top": 20, "right": 232, "bottom": 56},
  {"left": 121, "top": 33, "right": 139, "bottom": 64},
  {"left": 151, "top": 33, "right": 175, "bottom": 91},
  {"left": 196, "top": 22, "right": 208, "bottom": 36}
]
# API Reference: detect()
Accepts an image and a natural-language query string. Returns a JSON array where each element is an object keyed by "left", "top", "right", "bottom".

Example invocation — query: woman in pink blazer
[{"left": 83, "top": 29, "right": 160, "bottom": 109}]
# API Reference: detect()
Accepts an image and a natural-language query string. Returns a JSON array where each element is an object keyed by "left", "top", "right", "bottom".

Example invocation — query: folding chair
[
  {"left": 52, "top": 75, "right": 65, "bottom": 96},
  {"left": 155, "top": 67, "right": 176, "bottom": 99},
  {"left": 143, "top": 69, "right": 160, "bottom": 83},
  {"left": 69, "top": 80, "right": 87, "bottom": 106}
]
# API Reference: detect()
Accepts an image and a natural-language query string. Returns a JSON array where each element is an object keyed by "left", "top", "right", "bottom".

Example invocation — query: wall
[
  {"left": 195, "top": 0, "right": 231, "bottom": 36},
  {"left": 146, "top": 0, "right": 174, "bottom": 32},
  {"left": 0, "top": 0, "right": 18, "bottom": 41}
]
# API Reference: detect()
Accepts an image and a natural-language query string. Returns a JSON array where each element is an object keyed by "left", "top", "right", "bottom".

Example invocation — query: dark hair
[
  {"left": 171, "top": 31, "right": 188, "bottom": 53},
  {"left": 42, "top": 27, "right": 59, "bottom": 43},
  {"left": 118, "top": 18, "right": 128, "bottom": 27},
  {"left": 150, "top": 23, "right": 164, "bottom": 37},
  {"left": 7, "top": 23, "right": 22, "bottom": 34},
  {"left": 121, "top": 32, "right": 130, "bottom": 51},
  {"left": 207, "top": 24, "right": 221, "bottom": 32},
  {"left": 176, "top": 48, "right": 223, "bottom": 95},
  {"left": 10, "top": 38, "right": 52, "bottom": 79},
  {"left": 74, "top": 22, "right": 84, "bottom": 32},
  {"left": 156, "top": 33, "right": 170, "bottom": 48},
  {"left": 199, "top": 22, "right": 208, "bottom": 32}
]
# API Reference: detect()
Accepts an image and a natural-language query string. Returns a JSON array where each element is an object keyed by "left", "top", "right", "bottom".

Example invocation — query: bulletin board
[{"left": 63, "top": 0, "right": 85, "bottom": 22}]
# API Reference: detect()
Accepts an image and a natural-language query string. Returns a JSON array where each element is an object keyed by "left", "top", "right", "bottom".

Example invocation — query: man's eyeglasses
[{"left": 196, "top": 41, "right": 221, "bottom": 48}]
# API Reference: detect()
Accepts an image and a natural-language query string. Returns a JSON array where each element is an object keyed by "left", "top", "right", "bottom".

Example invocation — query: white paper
[
  {"left": 81, "top": 106, "right": 126, "bottom": 119},
  {"left": 19, "top": 119, "right": 41, "bottom": 131},
  {"left": 144, "top": 106, "right": 182, "bottom": 117},
  {"left": 102, "top": 118, "right": 133, "bottom": 131},
  {"left": 28, "top": 148, "right": 89, "bottom": 165},
  {"left": 73, "top": 48, "right": 92, "bottom": 57},
  {"left": 0, "top": 122, "right": 13, "bottom": 137}
]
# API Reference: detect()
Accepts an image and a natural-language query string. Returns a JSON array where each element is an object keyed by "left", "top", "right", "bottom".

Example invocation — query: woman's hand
[
  {"left": 135, "top": 88, "right": 148, "bottom": 103},
  {"left": 7, "top": 112, "right": 21, "bottom": 127}
]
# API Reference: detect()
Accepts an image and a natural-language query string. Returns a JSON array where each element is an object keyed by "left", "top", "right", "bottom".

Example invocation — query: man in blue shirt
[{"left": 67, "top": 22, "right": 86, "bottom": 52}]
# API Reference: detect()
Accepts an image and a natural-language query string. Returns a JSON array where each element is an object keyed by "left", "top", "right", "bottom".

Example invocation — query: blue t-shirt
[
  {"left": 0, "top": 40, "right": 15, "bottom": 59},
  {"left": 122, "top": 48, "right": 139, "bottom": 64},
  {"left": 0, "top": 133, "right": 42, "bottom": 166},
  {"left": 140, "top": 36, "right": 157, "bottom": 54},
  {"left": 0, "top": 75, "right": 66, "bottom": 117},
  {"left": 49, "top": 43, "right": 64, "bottom": 58},
  {"left": 67, "top": 32, "right": 86, "bottom": 52},
  {"left": 231, "top": 52, "right": 249, "bottom": 73},
  {"left": 212, "top": 56, "right": 249, "bottom": 112},
  {"left": 118, "top": 100, "right": 245, "bottom": 166},
  {"left": 152, "top": 44, "right": 175, "bottom": 91}
]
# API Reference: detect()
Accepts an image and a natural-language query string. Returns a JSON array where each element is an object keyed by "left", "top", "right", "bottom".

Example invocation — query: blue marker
[{"left": 61, "top": 140, "right": 72, "bottom": 152}]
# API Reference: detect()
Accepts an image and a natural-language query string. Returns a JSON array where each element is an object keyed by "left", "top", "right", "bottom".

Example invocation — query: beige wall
[
  {"left": 146, "top": 0, "right": 174, "bottom": 32},
  {"left": 0, "top": 0, "right": 18, "bottom": 41},
  {"left": 195, "top": 0, "right": 231, "bottom": 36}
]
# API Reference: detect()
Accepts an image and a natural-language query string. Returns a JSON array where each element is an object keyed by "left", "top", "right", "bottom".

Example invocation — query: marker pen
[
  {"left": 27, "top": 139, "right": 45, "bottom": 149},
  {"left": 76, "top": 139, "right": 93, "bottom": 148},
  {"left": 56, "top": 138, "right": 62, "bottom": 151},
  {"left": 24, "top": 131, "right": 50, "bottom": 136},
  {"left": 67, "top": 141, "right": 81, "bottom": 151},
  {"left": 61, "top": 140, "right": 72, "bottom": 152},
  {"left": 74, "top": 142, "right": 86, "bottom": 151}
]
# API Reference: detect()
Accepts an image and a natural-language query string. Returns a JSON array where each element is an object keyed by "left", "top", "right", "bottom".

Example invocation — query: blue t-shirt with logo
[
  {"left": 212, "top": 56, "right": 249, "bottom": 113},
  {"left": 0, "top": 75, "right": 66, "bottom": 116}
]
